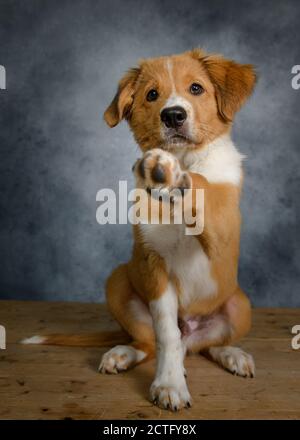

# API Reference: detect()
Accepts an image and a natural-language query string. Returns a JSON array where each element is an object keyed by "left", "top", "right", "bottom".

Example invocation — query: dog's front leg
[{"left": 149, "top": 284, "right": 192, "bottom": 411}]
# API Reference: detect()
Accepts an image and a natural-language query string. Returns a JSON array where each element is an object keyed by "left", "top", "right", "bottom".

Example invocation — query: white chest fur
[
  {"left": 140, "top": 223, "right": 217, "bottom": 308},
  {"left": 177, "top": 133, "right": 244, "bottom": 185}
]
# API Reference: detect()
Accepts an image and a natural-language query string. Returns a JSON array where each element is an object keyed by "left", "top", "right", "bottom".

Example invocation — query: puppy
[
  {"left": 22, "top": 49, "right": 256, "bottom": 412},
  {"left": 99, "top": 49, "right": 256, "bottom": 410}
]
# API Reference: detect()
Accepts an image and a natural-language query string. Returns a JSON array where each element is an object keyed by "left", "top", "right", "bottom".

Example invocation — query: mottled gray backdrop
[{"left": 0, "top": 0, "right": 299, "bottom": 306}]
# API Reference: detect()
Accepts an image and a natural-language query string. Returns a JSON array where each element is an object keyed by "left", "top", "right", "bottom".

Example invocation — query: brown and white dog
[
  {"left": 100, "top": 48, "right": 256, "bottom": 410},
  {"left": 23, "top": 49, "right": 256, "bottom": 411}
]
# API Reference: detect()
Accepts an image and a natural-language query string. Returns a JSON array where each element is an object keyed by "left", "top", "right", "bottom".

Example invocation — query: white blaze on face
[
  {"left": 160, "top": 59, "right": 194, "bottom": 140},
  {"left": 166, "top": 58, "right": 176, "bottom": 95}
]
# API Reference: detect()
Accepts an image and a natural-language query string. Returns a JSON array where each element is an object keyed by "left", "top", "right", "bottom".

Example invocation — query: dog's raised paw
[{"left": 133, "top": 148, "right": 191, "bottom": 196}]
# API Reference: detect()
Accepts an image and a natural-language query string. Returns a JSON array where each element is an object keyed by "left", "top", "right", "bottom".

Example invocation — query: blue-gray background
[{"left": 0, "top": 0, "right": 299, "bottom": 306}]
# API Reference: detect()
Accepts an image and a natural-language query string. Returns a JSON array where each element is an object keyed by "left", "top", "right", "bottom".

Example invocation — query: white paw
[
  {"left": 133, "top": 148, "right": 191, "bottom": 196},
  {"left": 150, "top": 377, "right": 192, "bottom": 411},
  {"left": 210, "top": 346, "right": 255, "bottom": 378},
  {"left": 98, "top": 345, "right": 145, "bottom": 374}
]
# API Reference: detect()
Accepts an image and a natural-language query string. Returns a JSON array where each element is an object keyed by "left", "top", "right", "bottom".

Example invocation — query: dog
[{"left": 22, "top": 49, "right": 256, "bottom": 411}]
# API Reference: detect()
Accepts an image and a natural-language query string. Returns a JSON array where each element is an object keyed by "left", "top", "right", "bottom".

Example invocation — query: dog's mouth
[
  {"left": 163, "top": 130, "right": 193, "bottom": 144},
  {"left": 170, "top": 133, "right": 190, "bottom": 142}
]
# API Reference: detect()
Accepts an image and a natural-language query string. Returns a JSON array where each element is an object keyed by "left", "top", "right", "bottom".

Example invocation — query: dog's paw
[
  {"left": 98, "top": 345, "right": 140, "bottom": 374},
  {"left": 133, "top": 148, "right": 191, "bottom": 199},
  {"left": 150, "top": 377, "right": 192, "bottom": 411},
  {"left": 209, "top": 346, "right": 255, "bottom": 378}
]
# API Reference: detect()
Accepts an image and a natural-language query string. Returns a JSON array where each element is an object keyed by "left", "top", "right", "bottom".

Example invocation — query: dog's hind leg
[
  {"left": 99, "top": 264, "right": 155, "bottom": 374},
  {"left": 183, "top": 287, "right": 255, "bottom": 377}
]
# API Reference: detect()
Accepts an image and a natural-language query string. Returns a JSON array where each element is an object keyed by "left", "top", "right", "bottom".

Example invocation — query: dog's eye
[
  {"left": 146, "top": 89, "right": 159, "bottom": 102},
  {"left": 190, "top": 83, "right": 204, "bottom": 95}
]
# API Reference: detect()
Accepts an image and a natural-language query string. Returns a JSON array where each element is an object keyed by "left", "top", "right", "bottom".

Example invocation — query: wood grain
[{"left": 0, "top": 300, "right": 299, "bottom": 419}]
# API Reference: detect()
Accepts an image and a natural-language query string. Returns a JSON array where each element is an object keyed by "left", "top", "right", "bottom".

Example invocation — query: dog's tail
[{"left": 20, "top": 330, "right": 130, "bottom": 347}]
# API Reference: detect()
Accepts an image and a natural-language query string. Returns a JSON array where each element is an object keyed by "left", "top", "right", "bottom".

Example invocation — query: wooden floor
[{"left": 0, "top": 300, "right": 299, "bottom": 420}]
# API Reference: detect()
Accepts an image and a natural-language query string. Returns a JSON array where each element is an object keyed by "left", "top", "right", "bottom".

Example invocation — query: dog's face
[{"left": 104, "top": 49, "right": 256, "bottom": 151}]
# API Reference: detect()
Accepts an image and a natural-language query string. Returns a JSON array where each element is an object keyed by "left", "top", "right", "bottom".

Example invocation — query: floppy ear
[
  {"left": 193, "top": 50, "right": 257, "bottom": 122},
  {"left": 104, "top": 67, "right": 141, "bottom": 127}
]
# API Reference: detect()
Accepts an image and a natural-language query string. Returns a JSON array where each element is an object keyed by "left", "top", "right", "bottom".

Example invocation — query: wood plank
[{"left": 0, "top": 300, "right": 299, "bottom": 419}]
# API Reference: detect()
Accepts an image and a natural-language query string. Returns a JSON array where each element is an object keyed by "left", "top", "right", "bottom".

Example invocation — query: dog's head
[{"left": 104, "top": 49, "right": 256, "bottom": 151}]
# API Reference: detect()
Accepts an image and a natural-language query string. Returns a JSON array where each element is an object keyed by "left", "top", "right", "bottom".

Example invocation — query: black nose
[{"left": 161, "top": 106, "right": 187, "bottom": 128}]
